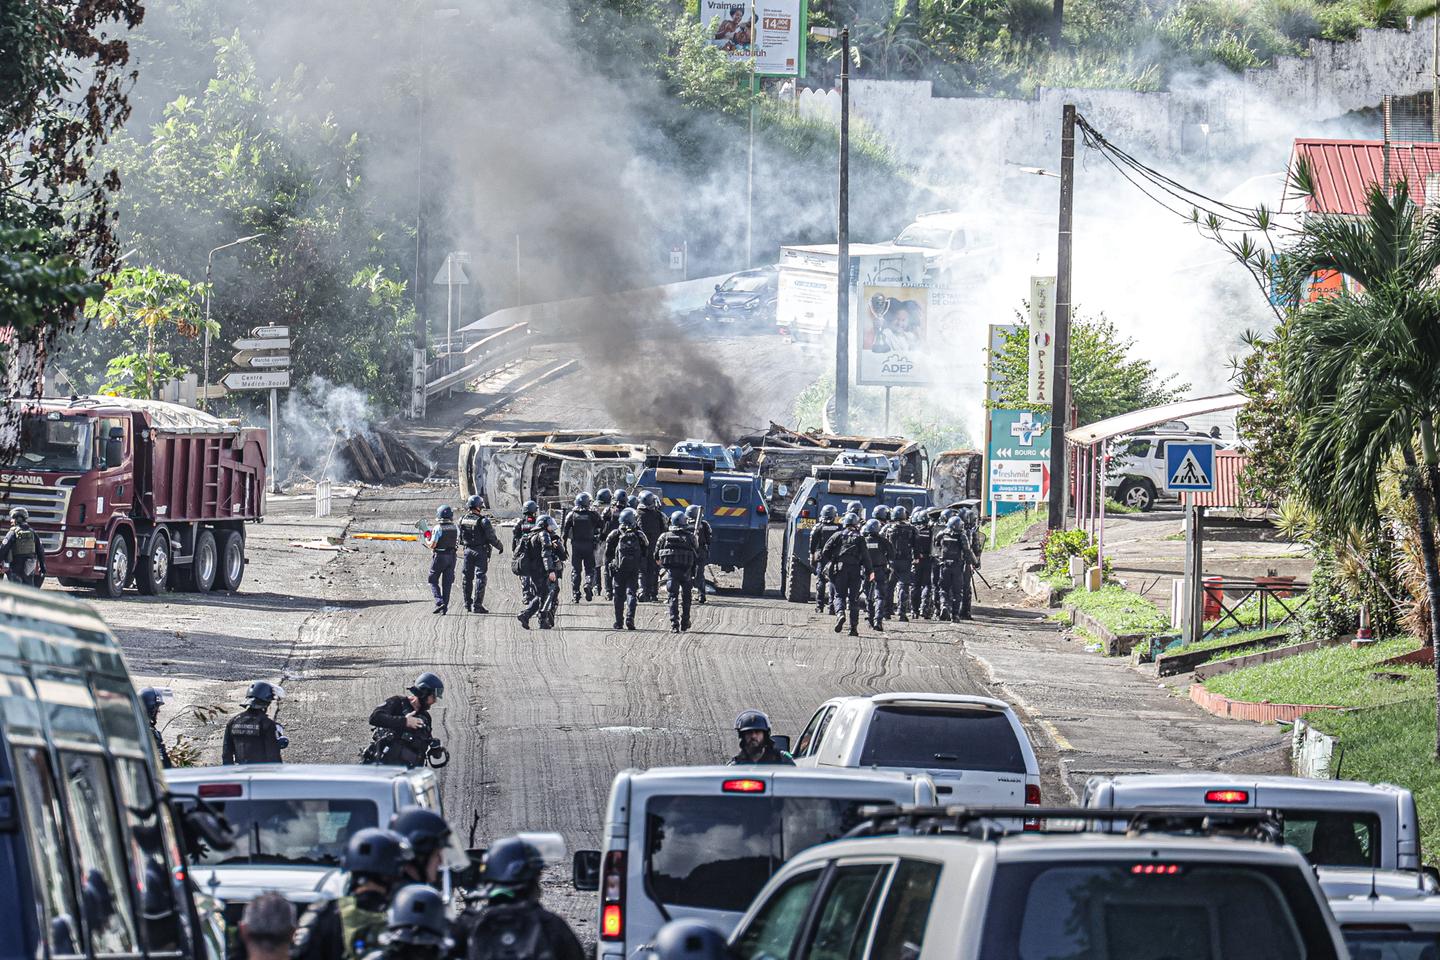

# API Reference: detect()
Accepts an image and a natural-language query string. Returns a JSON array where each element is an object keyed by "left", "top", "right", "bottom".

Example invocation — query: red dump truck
[{"left": 0, "top": 396, "right": 267, "bottom": 597}]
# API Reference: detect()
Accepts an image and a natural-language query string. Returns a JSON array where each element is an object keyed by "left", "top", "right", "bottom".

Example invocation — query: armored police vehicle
[
  {"left": 780, "top": 465, "right": 930, "bottom": 603},
  {"left": 632, "top": 454, "right": 769, "bottom": 595}
]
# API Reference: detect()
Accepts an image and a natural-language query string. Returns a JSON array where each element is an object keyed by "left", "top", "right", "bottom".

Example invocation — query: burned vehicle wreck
[{"left": 458, "top": 430, "right": 650, "bottom": 519}]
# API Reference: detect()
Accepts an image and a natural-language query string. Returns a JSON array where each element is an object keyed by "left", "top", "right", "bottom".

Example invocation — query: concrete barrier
[
  {"left": 1292, "top": 716, "right": 1339, "bottom": 779},
  {"left": 1189, "top": 682, "right": 1343, "bottom": 723}
]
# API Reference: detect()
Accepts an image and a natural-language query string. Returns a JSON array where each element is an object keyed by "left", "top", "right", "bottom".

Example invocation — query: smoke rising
[{"left": 281, "top": 376, "right": 375, "bottom": 483}]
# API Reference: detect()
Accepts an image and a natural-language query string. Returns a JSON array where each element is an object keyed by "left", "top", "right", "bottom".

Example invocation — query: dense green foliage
[{"left": 1205, "top": 636, "right": 1424, "bottom": 704}]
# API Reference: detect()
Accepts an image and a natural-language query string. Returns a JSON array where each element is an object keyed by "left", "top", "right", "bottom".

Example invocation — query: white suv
[
  {"left": 889, "top": 212, "right": 999, "bottom": 285},
  {"left": 727, "top": 807, "right": 1346, "bottom": 960},
  {"left": 1105, "top": 425, "right": 1222, "bottom": 511},
  {"left": 788, "top": 693, "right": 1042, "bottom": 808}
]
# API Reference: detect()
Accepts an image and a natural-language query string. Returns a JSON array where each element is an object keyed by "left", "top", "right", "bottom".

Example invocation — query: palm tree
[{"left": 1279, "top": 180, "right": 1440, "bottom": 755}]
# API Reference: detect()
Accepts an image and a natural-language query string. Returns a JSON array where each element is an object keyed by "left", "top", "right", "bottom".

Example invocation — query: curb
[
  {"left": 1188, "top": 682, "right": 1343, "bottom": 723},
  {"left": 1068, "top": 607, "right": 1147, "bottom": 656},
  {"left": 1192, "top": 639, "right": 1321, "bottom": 681}
]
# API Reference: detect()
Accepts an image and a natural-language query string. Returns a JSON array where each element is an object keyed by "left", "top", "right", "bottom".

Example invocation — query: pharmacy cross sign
[{"left": 1010, "top": 412, "right": 1043, "bottom": 447}]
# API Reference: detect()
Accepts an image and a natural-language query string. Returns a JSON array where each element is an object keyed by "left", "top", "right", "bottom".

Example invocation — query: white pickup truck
[{"left": 786, "top": 692, "right": 1043, "bottom": 807}]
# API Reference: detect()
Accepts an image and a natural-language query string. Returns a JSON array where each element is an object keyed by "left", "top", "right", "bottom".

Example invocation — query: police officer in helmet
[
  {"left": 655, "top": 511, "right": 700, "bottom": 633},
  {"left": 427, "top": 506, "right": 459, "bottom": 615},
  {"left": 292, "top": 828, "right": 413, "bottom": 960},
  {"left": 511, "top": 501, "right": 541, "bottom": 604},
  {"left": 452, "top": 837, "right": 584, "bottom": 960},
  {"left": 685, "top": 504, "right": 714, "bottom": 605},
  {"left": 365, "top": 674, "right": 444, "bottom": 768},
  {"left": 729, "top": 710, "right": 794, "bottom": 765},
  {"left": 389, "top": 808, "right": 459, "bottom": 888},
  {"left": 222, "top": 681, "right": 288, "bottom": 765},
  {"left": 647, "top": 920, "right": 731, "bottom": 960},
  {"left": 602, "top": 507, "right": 649, "bottom": 631},
  {"left": 458, "top": 496, "right": 504, "bottom": 614},
  {"left": 516, "top": 515, "right": 564, "bottom": 630},
  {"left": 807, "top": 504, "right": 842, "bottom": 614},
  {"left": 816, "top": 512, "right": 874, "bottom": 636},
  {"left": 561, "top": 492, "right": 602, "bottom": 603},
  {"left": 0, "top": 506, "right": 46, "bottom": 586},
  {"left": 635, "top": 491, "right": 667, "bottom": 602},
  {"left": 361, "top": 885, "right": 452, "bottom": 960},
  {"left": 140, "top": 687, "right": 172, "bottom": 769}
]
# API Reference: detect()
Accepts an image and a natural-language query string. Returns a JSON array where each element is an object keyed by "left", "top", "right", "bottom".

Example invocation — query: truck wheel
[
  {"left": 216, "top": 530, "right": 245, "bottom": 592},
  {"left": 742, "top": 553, "right": 767, "bottom": 596},
  {"left": 1117, "top": 480, "right": 1155, "bottom": 512},
  {"left": 137, "top": 532, "right": 171, "bottom": 596},
  {"left": 190, "top": 529, "right": 218, "bottom": 592},
  {"left": 100, "top": 536, "right": 131, "bottom": 598},
  {"left": 784, "top": 555, "right": 811, "bottom": 604}
]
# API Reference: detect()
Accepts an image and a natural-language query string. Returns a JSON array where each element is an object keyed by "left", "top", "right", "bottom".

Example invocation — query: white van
[{"left": 571, "top": 765, "right": 937, "bottom": 960}]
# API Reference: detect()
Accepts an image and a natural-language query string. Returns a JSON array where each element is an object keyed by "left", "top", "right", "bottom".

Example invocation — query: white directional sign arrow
[
  {"left": 232, "top": 337, "right": 290, "bottom": 351},
  {"left": 221, "top": 370, "right": 291, "bottom": 391},
  {"left": 249, "top": 325, "right": 290, "bottom": 339},
  {"left": 233, "top": 351, "right": 291, "bottom": 369}
]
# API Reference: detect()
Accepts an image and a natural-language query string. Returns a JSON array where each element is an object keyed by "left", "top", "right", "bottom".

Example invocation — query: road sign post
[
  {"left": 1162, "top": 440, "right": 1216, "bottom": 646},
  {"left": 228, "top": 323, "right": 290, "bottom": 494}
]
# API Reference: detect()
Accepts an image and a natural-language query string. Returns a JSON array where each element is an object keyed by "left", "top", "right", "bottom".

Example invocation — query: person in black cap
[{"left": 221, "top": 681, "right": 288, "bottom": 765}]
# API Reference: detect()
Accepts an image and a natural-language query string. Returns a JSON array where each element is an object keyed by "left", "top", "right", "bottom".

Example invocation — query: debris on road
[
  {"left": 351, "top": 532, "right": 420, "bottom": 542},
  {"left": 341, "top": 429, "right": 431, "bottom": 484}
]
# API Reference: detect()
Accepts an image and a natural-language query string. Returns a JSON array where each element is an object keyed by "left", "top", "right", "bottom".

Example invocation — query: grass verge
[
  {"left": 989, "top": 506, "right": 1047, "bottom": 550},
  {"left": 1065, "top": 585, "right": 1171, "bottom": 637},
  {"left": 1204, "top": 637, "right": 1424, "bottom": 706},
  {"left": 1306, "top": 696, "right": 1440, "bottom": 867}
]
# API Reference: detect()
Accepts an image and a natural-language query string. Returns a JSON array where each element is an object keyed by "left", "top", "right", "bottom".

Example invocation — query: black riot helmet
[
  {"left": 619, "top": 508, "right": 639, "bottom": 528},
  {"left": 409, "top": 673, "right": 444, "bottom": 701},
  {"left": 893, "top": 505, "right": 909, "bottom": 521},
  {"left": 389, "top": 807, "right": 452, "bottom": 860},
  {"left": 140, "top": 687, "right": 163, "bottom": 721},
  {"left": 466, "top": 495, "right": 484, "bottom": 512},
  {"left": 669, "top": 511, "right": 686, "bottom": 529},
  {"left": 384, "top": 884, "right": 453, "bottom": 948},
  {"left": 344, "top": 828, "right": 414, "bottom": 884},
  {"left": 522, "top": 500, "right": 539, "bottom": 517},
  {"left": 615, "top": 490, "right": 630, "bottom": 508},
  {"left": 482, "top": 836, "right": 545, "bottom": 887},
  {"left": 734, "top": 710, "right": 771, "bottom": 735},
  {"left": 244, "top": 681, "right": 281, "bottom": 708},
  {"left": 575, "top": 492, "right": 592, "bottom": 509},
  {"left": 685, "top": 504, "right": 702, "bottom": 522},
  {"left": 639, "top": 491, "right": 659, "bottom": 509},
  {"left": 842, "top": 512, "right": 862, "bottom": 529},
  {"left": 8, "top": 506, "right": 28, "bottom": 523},
  {"left": 651, "top": 919, "right": 732, "bottom": 960},
  {"left": 872, "top": 504, "right": 891, "bottom": 522},
  {"left": 596, "top": 488, "right": 613, "bottom": 505},
  {"left": 819, "top": 504, "right": 838, "bottom": 522},
  {"left": 435, "top": 505, "right": 454, "bottom": 522}
]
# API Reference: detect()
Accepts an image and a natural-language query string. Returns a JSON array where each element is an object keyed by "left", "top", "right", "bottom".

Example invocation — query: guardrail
[{"left": 424, "top": 322, "right": 530, "bottom": 398}]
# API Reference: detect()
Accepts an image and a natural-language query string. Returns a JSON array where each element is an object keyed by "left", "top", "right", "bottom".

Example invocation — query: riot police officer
[
  {"left": 861, "top": 518, "right": 892, "bottom": 631},
  {"left": 561, "top": 492, "right": 602, "bottom": 603},
  {"left": 140, "top": 687, "right": 172, "bottom": 768},
  {"left": 516, "top": 515, "right": 564, "bottom": 630},
  {"left": 292, "top": 828, "right": 414, "bottom": 960},
  {"left": 729, "top": 710, "right": 794, "bottom": 765},
  {"left": 364, "top": 674, "right": 444, "bottom": 768},
  {"left": 222, "top": 681, "right": 288, "bottom": 764},
  {"left": 910, "top": 508, "right": 935, "bottom": 620},
  {"left": 807, "top": 504, "right": 842, "bottom": 614},
  {"left": 511, "top": 501, "right": 540, "bottom": 604},
  {"left": 935, "top": 515, "right": 978, "bottom": 621},
  {"left": 883, "top": 505, "right": 918, "bottom": 623},
  {"left": 0, "top": 506, "right": 45, "bottom": 586},
  {"left": 458, "top": 496, "right": 503, "bottom": 614},
  {"left": 361, "top": 885, "right": 452, "bottom": 960},
  {"left": 636, "top": 492, "right": 666, "bottom": 601},
  {"left": 452, "top": 837, "right": 584, "bottom": 960},
  {"left": 816, "top": 512, "right": 873, "bottom": 636},
  {"left": 655, "top": 512, "right": 699, "bottom": 633},
  {"left": 594, "top": 488, "right": 614, "bottom": 598},
  {"left": 389, "top": 808, "right": 455, "bottom": 888},
  {"left": 684, "top": 504, "right": 713, "bottom": 605},
  {"left": 427, "top": 506, "right": 459, "bottom": 615},
  {"left": 602, "top": 507, "right": 648, "bottom": 631}
]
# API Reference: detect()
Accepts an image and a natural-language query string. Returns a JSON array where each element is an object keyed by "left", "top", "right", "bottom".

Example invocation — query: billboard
[
  {"left": 1027, "top": 276, "right": 1056, "bottom": 404},
  {"left": 857, "top": 285, "right": 930, "bottom": 386},
  {"left": 699, "top": 1, "right": 808, "bottom": 78},
  {"left": 986, "top": 409, "right": 1051, "bottom": 504}
]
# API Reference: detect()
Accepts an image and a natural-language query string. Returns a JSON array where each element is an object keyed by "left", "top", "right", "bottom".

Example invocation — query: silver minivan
[{"left": 572, "top": 765, "right": 937, "bottom": 960}]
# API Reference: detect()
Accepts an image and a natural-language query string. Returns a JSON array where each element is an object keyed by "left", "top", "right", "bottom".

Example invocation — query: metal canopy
[{"left": 1064, "top": 393, "right": 1248, "bottom": 446}]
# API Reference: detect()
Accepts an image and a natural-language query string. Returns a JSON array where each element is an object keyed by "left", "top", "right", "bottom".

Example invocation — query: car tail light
[
  {"left": 1204, "top": 789, "right": 1249, "bottom": 804},
  {"left": 800, "top": 509, "right": 810, "bottom": 519},
  {"left": 1023, "top": 783, "right": 1042, "bottom": 831},
  {"left": 1130, "top": 863, "right": 1183, "bottom": 875},
  {"left": 757, "top": 503, "right": 766, "bottom": 515},
  {"left": 723, "top": 778, "right": 766, "bottom": 793},
  {"left": 600, "top": 851, "right": 625, "bottom": 941},
  {"left": 197, "top": 783, "right": 243, "bottom": 798}
]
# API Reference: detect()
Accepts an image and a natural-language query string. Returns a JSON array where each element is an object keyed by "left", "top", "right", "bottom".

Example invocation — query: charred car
[
  {"left": 734, "top": 422, "right": 929, "bottom": 520},
  {"left": 458, "top": 430, "right": 650, "bottom": 519}
]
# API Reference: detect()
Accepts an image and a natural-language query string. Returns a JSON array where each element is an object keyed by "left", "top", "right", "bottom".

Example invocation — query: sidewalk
[{"left": 966, "top": 534, "right": 1291, "bottom": 801}]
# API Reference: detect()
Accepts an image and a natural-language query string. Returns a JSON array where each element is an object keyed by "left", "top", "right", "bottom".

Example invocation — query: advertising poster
[
  {"left": 699, "top": 0, "right": 807, "bottom": 77},
  {"left": 857, "top": 285, "right": 930, "bottom": 386},
  {"left": 1027, "top": 276, "right": 1056, "bottom": 404}
]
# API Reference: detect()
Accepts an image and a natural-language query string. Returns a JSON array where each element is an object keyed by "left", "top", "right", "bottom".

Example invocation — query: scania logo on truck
[{"left": 0, "top": 473, "right": 45, "bottom": 486}]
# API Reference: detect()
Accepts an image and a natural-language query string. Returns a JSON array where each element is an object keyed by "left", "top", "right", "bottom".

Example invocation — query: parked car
[
  {"left": 889, "top": 211, "right": 1000, "bottom": 285},
  {"left": 571, "top": 765, "right": 937, "bottom": 960},
  {"left": 726, "top": 805, "right": 1345, "bottom": 960},
  {"left": 705, "top": 267, "right": 778, "bottom": 327},
  {"left": 1081, "top": 772, "right": 1422, "bottom": 871},
  {"left": 788, "top": 692, "right": 1042, "bottom": 808},
  {"left": 1105, "top": 422, "right": 1224, "bottom": 511}
]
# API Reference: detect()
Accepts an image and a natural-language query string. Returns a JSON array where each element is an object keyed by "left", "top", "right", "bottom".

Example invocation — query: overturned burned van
[
  {"left": 458, "top": 430, "right": 650, "bottom": 519},
  {"left": 929, "top": 449, "right": 984, "bottom": 505},
  {"left": 734, "top": 422, "right": 929, "bottom": 519}
]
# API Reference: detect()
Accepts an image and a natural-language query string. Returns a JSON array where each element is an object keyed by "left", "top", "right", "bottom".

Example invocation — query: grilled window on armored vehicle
[
  {"left": 894, "top": 497, "right": 916, "bottom": 512},
  {"left": 722, "top": 484, "right": 742, "bottom": 504}
]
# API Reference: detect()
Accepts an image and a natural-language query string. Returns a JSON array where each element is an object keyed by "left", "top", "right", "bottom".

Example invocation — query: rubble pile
[{"left": 341, "top": 430, "right": 431, "bottom": 484}]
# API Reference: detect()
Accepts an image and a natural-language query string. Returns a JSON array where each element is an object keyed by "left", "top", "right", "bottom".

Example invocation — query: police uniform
[
  {"left": 365, "top": 695, "right": 434, "bottom": 767},
  {"left": 637, "top": 505, "right": 667, "bottom": 601},
  {"left": 808, "top": 519, "right": 842, "bottom": 613},
  {"left": 561, "top": 507, "right": 603, "bottom": 602},
  {"left": 150, "top": 722, "right": 172, "bottom": 769},
  {"left": 655, "top": 527, "right": 699, "bottom": 632},
  {"left": 292, "top": 890, "right": 389, "bottom": 960},
  {"left": 0, "top": 522, "right": 45, "bottom": 585},
  {"left": 728, "top": 741, "right": 796, "bottom": 766},
  {"left": 602, "top": 526, "right": 648, "bottom": 630},
  {"left": 512, "top": 514, "right": 538, "bottom": 603},
  {"left": 221, "top": 706, "right": 287, "bottom": 764},
  {"left": 451, "top": 898, "right": 584, "bottom": 960},
  {"left": 883, "top": 519, "right": 918, "bottom": 623},
  {"left": 911, "top": 518, "right": 935, "bottom": 619},
  {"left": 862, "top": 529, "right": 894, "bottom": 629},
  {"left": 690, "top": 517, "right": 714, "bottom": 604},
  {"left": 427, "top": 520, "right": 459, "bottom": 613},
  {"left": 517, "top": 530, "right": 564, "bottom": 629},
  {"left": 817, "top": 527, "right": 874, "bottom": 635},
  {"left": 598, "top": 504, "right": 621, "bottom": 600},
  {"left": 935, "top": 526, "right": 978, "bottom": 621},
  {"left": 458, "top": 511, "right": 504, "bottom": 612}
]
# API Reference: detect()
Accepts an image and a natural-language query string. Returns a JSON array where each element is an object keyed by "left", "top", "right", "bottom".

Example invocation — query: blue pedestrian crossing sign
[{"left": 1164, "top": 441, "right": 1216, "bottom": 493}]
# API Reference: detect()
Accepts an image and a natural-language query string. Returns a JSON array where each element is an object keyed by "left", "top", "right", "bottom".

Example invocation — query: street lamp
[{"left": 203, "top": 233, "right": 264, "bottom": 410}]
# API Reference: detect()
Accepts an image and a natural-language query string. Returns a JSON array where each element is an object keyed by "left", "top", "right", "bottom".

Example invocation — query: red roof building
[{"left": 1291, "top": 138, "right": 1440, "bottom": 215}]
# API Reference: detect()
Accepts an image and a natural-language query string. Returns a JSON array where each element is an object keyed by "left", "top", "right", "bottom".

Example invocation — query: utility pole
[
  {"left": 1047, "top": 104, "right": 1075, "bottom": 531},
  {"left": 411, "top": 19, "right": 430, "bottom": 420},
  {"left": 746, "top": 3, "right": 758, "bottom": 269},
  {"left": 1433, "top": 13, "right": 1438, "bottom": 140},
  {"left": 834, "top": 27, "right": 851, "bottom": 435},
  {"left": 1052, "top": 0, "right": 1064, "bottom": 49}
]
